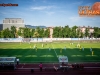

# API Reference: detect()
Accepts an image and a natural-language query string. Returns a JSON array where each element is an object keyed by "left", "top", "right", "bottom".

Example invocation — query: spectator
[
  {"left": 16, "top": 58, "right": 19, "bottom": 65},
  {"left": 90, "top": 47, "right": 92, "bottom": 52},
  {"left": 39, "top": 63, "right": 43, "bottom": 71},
  {"left": 81, "top": 64, "right": 84, "bottom": 69},
  {"left": 77, "top": 64, "right": 79, "bottom": 69},
  {"left": 62, "top": 62, "right": 66, "bottom": 67},
  {"left": 54, "top": 66, "right": 57, "bottom": 71},
  {"left": 31, "top": 68, "right": 34, "bottom": 73},
  {"left": 62, "top": 62, "right": 64, "bottom": 66}
]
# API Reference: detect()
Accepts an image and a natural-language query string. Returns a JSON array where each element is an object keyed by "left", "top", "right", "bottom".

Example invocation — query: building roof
[{"left": 78, "top": 26, "right": 94, "bottom": 29}]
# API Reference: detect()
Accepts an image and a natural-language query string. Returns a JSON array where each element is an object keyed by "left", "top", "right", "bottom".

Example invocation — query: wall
[{"left": 0, "top": 38, "right": 100, "bottom": 42}]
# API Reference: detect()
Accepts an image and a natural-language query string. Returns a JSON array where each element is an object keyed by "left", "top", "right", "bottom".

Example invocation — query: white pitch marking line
[{"left": 51, "top": 43, "right": 59, "bottom": 60}]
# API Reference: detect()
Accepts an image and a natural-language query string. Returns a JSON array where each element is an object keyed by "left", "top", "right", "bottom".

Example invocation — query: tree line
[
  {"left": 53, "top": 25, "right": 100, "bottom": 38},
  {"left": 0, "top": 25, "right": 100, "bottom": 38},
  {"left": 0, "top": 26, "right": 49, "bottom": 38}
]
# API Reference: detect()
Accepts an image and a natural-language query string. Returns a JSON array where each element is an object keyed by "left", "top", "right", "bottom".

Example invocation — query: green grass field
[{"left": 0, "top": 42, "right": 100, "bottom": 63}]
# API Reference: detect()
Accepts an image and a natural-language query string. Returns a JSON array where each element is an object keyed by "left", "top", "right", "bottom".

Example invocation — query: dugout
[
  {"left": 58, "top": 56, "right": 68, "bottom": 67},
  {"left": 0, "top": 57, "right": 16, "bottom": 70},
  {"left": 58, "top": 56, "right": 69, "bottom": 72}
]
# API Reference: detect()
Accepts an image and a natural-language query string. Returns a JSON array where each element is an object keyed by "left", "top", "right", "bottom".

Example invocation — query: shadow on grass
[{"left": 0, "top": 48, "right": 100, "bottom": 63}]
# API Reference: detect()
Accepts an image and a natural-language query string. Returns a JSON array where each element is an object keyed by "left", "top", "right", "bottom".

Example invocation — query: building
[
  {"left": 44, "top": 27, "right": 53, "bottom": 38},
  {"left": 48, "top": 27, "right": 53, "bottom": 38},
  {"left": 48, "top": 26, "right": 94, "bottom": 38},
  {"left": 78, "top": 26, "right": 94, "bottom": 33},
  {"left": 78, "top": 26, "right": 94, "bottom": 37},
  {"left": 0, "top": 24, "right": 3, "bottom": 30},
  {"left": 3, "top": 18, "right": 25, "bottom": 30}
]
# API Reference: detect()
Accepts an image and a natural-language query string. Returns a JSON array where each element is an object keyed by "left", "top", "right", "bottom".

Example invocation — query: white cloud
[
  {"left": 45, "top": 11, "right": 55, "bottom": 15},
  {"left": 42, "top": 0, "right": 46, "bottom": 3},
  {"left": 69, "top": 16, "right": 81, "bottom": 22},
  {"left": 84, "top": 3, "right": 92, "bottom": 6},
  {"left": 0, "top": 9, "right": 28, "bottom": 18},
  {"left": 0, "top": 12, "right": 7, "bottom": 15},
  {"left": 72, "top": 1, "right": 83, "bottom": 5},
  {"left": 31, "top": 6, "right": 55, "bottom": 10}
]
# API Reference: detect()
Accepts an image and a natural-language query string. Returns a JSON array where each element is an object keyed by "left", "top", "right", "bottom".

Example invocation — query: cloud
[
  {"left": 45, "top": 11, "right": 55, "bottom": 15},
  {"left": 69, "top": 16, "right": 81, "bottom": 22},
  {"left": 0, "top": 9, "right": 28, "bottom": 18},
  {"left": 0, "top": 12, "right": 8, "bottom": 15},
  {"left": 72, "top": 1, "right": 83, "bottom": 5},
  {"left": 84, "top": 3, "right": 92, "bottom": 6},
  {"left": 31, "top": 6, "right": 55, "bottom": 10},
  {"left": 42, "top": 0, "right": 46, "bottom": 3}
]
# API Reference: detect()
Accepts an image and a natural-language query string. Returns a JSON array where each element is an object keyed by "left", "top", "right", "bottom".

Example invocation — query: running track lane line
[{"left": 17, "top": 67, "right": 100, "bottom": 69}]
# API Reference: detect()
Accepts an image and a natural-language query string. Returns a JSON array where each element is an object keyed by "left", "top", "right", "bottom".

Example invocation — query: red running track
[{"left": 0, "top": 63, "right": 100, "bottom": 75}]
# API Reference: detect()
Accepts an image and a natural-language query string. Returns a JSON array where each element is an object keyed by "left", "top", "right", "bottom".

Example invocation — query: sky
[{"left": 0, "top": 0, "right": 100, "bottom": 27}]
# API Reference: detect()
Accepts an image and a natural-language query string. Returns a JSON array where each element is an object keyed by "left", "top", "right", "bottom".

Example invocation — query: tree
[
  {"left": 65, "top": 25, "right": 70, "bottom": 38},
  {"left": 80, "top": 31, "right": 84, "bottom": 38},
  {"left": 23, "top": 28, "right": 31, "bottom": 38},
  {"left": 53, "top": 27, "right": 58, "bottom": 38},
  {"left": 36, "top": 27, "right": 41, "bottom": 37},
  {"left": 44, "top": 28, "right": 50, "bottom": 37},
  {"left": 53, "top": 26, "right": 62, "bottom": 38},
  {"left": 69, "top": 28, "right": 73, "bottom": 38},
  {"left": 71, "top": 26, "right": 78, "bottom": 38},
  {"left": 93, "top": 27, "right": 100, "bottom": 38},
  {"left": 34, "top": 31, "right": 39, "bottom": 41},
  {"left": 0, "top": 30, "right": 4, "bottom": 38},
  {"left": 0, "top": 31, "right": 1, "bottom": 38},
  {"left": 53, "top": 26, "right": 75, "bottom": 38},
  {"left": 59, "top": 27, "right": 63, "bottom": 38},
  {"left": 62, "top": 27, "right": 66, "bottom": 38},
  {"left": 17, "top": 27, "right": 23, "bottom": 38},
  {"left": 10, "top": 26, "right": 16, "bottom": 38},
  {"left": 34, "top": 31, "right": 39, "bottom": 37},
  {"left": 30, "top": 29, "right": 35, "bottom": 38},
  {"left": 77, "top": 28, "right": 81, "bottom": 38},
  {"left": 39, "top": 28, "right": 44, "bottom": 38},
  {"left": 85, "top": 28, "right": 89, "bottom": 38},
  {"left": 2, "top": 28, "right": 11, "bottom": 38}
]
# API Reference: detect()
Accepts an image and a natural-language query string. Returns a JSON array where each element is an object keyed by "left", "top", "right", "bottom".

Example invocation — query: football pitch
[{"left": 0, "top": 42, "right": 100, "bottom": 63}]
